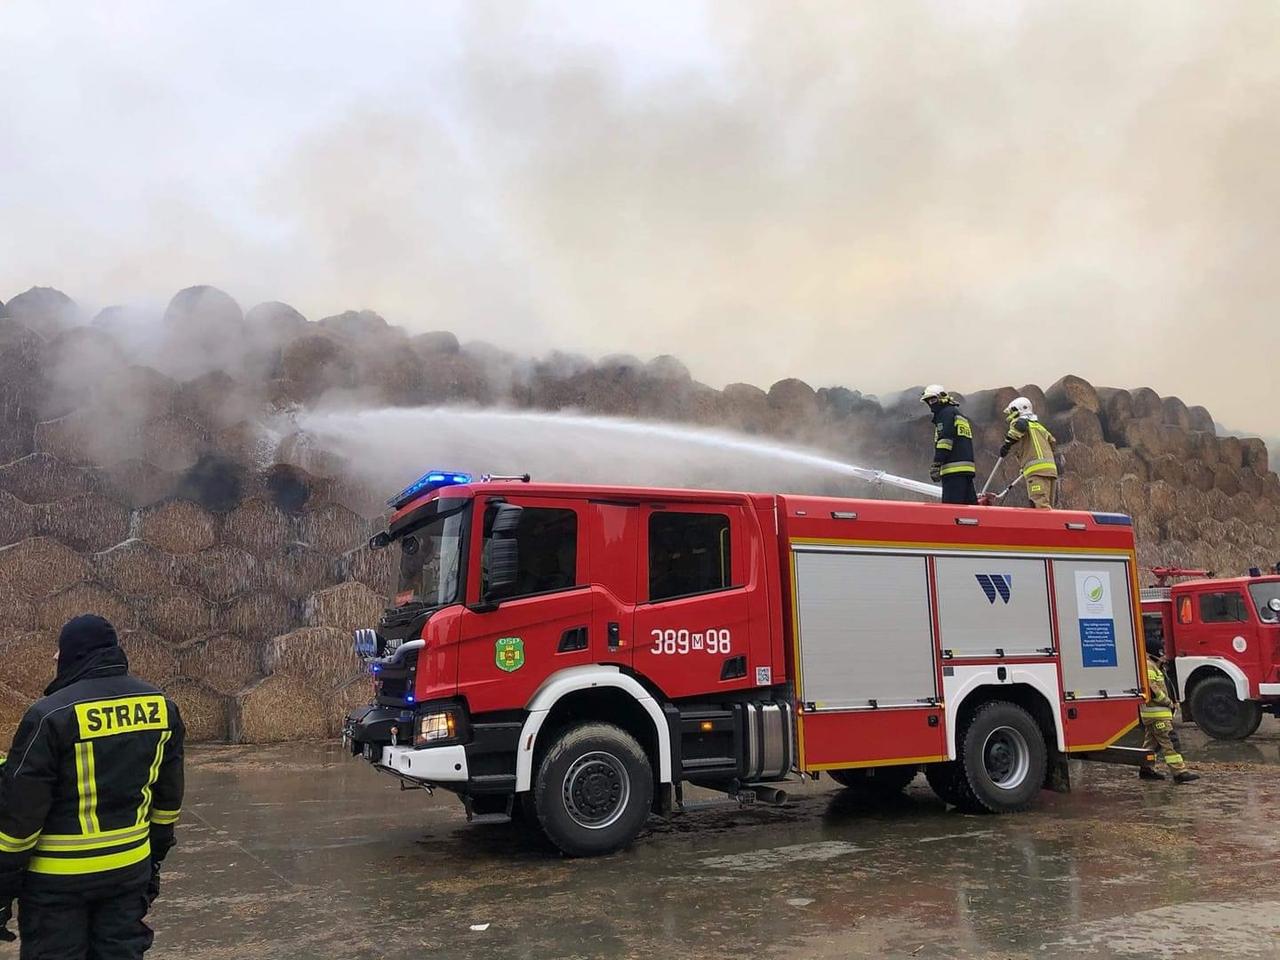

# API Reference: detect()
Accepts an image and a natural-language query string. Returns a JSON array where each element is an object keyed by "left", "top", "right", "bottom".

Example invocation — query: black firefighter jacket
[{"left": 0, "top": 647, "right": 184, "bottom": 897}]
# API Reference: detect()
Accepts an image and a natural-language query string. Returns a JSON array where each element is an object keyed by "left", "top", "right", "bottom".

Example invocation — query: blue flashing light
[
  {"left": 1091, "top": 512, "right": 1132, "bottom": 526},
  {"left": 405, "top": 695, "right": 415, "bottom": 704},
  {"left": 388, "top": 468, "right": 474, "bottom": 509}
]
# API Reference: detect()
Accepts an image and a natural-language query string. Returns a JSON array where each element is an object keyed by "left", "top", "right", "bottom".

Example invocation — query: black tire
[
  {"left": 956, "top": 701, "right": 1047, "bottom": 814},
  {"left": 533, "top": 722, "right": 653, "bottom": 857},
  {"left": 1189, "top": 675, "right": 1258, "bottom": 741},
  {"left": 829, "top": 765, "right": 917, "bottom": 798},
  {"left": 924, "top": 761, "right": 979, "bottom": 811}
]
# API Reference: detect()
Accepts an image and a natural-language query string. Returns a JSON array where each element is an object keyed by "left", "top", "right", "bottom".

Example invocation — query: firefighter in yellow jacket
[
  {"left": 0, "top": 615, "right": 185, "bottom": 958},
  {"left": 998, "top": 397, "right": 1058, "bottom": 509},
  {"left": 1139, "top": 630, "right": 1200, "bottom": 784}
]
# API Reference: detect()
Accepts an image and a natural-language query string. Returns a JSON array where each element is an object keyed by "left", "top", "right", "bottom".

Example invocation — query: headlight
[{"left": 415, "top": 711, "right": 457, "bottom": 746}]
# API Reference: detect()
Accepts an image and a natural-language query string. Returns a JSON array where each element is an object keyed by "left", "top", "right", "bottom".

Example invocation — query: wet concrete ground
[{"left": 53, "top": 722, "right": 1280, "bottom": 958}]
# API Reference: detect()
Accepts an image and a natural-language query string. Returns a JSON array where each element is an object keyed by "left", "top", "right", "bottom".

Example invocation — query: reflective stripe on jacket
[
  {"left": 0, "top": 647, "right": 185, "bottom": 895},
  {"left": 1004, "top": 416, "right": 1058, "bottom": 478},
  {"left": 1141, "top": 656, "right": 1176, "bottom": 722}
]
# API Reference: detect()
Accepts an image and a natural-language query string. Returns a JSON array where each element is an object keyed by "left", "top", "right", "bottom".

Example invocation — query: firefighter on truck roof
[
  {"left": 920, "top": 385, "right": 978, "bottom": 505},
  {"left": 1139, "top": 628, "right": 1201, "bottom": 784},
  {"left": 0, "top": 615, "right": 185, "bottom": 958},
  {"left": 999, "top": 397, "right": 1059, "bottom": 509}
]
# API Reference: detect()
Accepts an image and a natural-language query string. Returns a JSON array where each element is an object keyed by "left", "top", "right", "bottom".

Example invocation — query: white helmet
[
  {"left": 920, "top": 384, "right": 948, "bottom": 404},
  {"left": 1004, "top": 396, "right": 1034, "bottom": 419}
]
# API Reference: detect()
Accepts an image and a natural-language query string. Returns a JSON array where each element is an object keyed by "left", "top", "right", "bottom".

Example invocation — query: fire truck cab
[
  {"left": 343, "top": 471, "right": 1148, "bottom": 856},
  {"left": 1140, "top": 568, "right": 1280, "bottom": 740}
]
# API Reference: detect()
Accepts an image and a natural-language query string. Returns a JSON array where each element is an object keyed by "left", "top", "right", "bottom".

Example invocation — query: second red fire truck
[{"left": 344, "top": 471, "right": 1148, "bottom": 856}]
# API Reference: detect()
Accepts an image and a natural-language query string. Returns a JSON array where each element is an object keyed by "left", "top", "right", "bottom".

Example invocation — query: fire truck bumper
[{"left": 376, "top": 744, "right": 470, "bottom": 784}]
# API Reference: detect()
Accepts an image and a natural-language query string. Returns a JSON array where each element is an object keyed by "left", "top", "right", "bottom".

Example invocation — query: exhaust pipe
[{"left": 736, "top": 784, "right": 789, "bottom": 806}]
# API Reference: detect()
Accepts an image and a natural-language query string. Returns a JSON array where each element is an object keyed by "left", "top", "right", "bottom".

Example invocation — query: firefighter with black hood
[
  {"left": 1138, "top": 627, "right": 1200, "bottom": 784},
  {"left": 920, "top": 385, "right": 977, "bottom": 504},
  {"left": 0, "top": 615, "right": 185, "bottom": 958}
]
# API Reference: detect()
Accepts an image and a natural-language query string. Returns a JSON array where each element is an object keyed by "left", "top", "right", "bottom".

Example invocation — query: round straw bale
[
  {"left": 961, "top": 388, "right": 1003, "bottom": 422},
  {"left": 93, "top": 365, "right": 179, "bottom": 423},
  {"left": 38, "top": 581, "right": 134, "bottom": 632},
  {"left": 0, "top": 631, "right": 56, "bottom": 697},
  {"left": 1202, "top": 488, "right": 1234, "bottom": 523},
  {"left": 411, "top": 330, "right": 460, "bottom": 357},
  {"left": 168, "top": 681, "right": 230, "bottom": 742},
  {"left": 218, "top": 590, "right": 293, "bottom": 640},
  {"left": 1119, "top": 474, "right": 1149, "bottom": 519},
  {"left": 299, "top": 502, "right": 368, "bottom": 556},
  {"left": 1241, "top": 437, "right": 1270, "bottom": 474},
  {"left": 208, "top": 422, "right": 264, "bottom": 473},
  {"left": 0, "top": 537, "right": 91, "bottom": 598},
  {"left": 0, "top": 491, "right": 36, "bottom": 547},
  {"left": 231, "top": 675, "right": 327, "bottom": 744},
  {"left": 137, "top": 499, "right": 217, "bottom": 554},
  {"left": 0, "top": 583, "right": 36, "bottom": 632},
  {"left": 1237, "top": 470, "right": 1263, "bottom": 499},
  {"left": 279, "top": 334, "right": 359, "bottom": 401},
  {"left": 222, "top": 498, "right": 292, "bottom": 557},
  {"left": 0, "top": 318, "right": 47, "bottom": 394},
  {"left": 4, "top": 287, "right": 80, "bottom": 339},
  {"left": 1096, "top": 388, "right": 1133, "bottom": 438},
  {"left": 264, "top": 626, "right": 362, "bottom": 691},
  {"left": 342, "top": 542, "right": 395, "bottom": 597},
  {"left": 305, "top": 581, "right": 385, "bottom": 635},
  {"left": 99, "top": 459, "right": 179, "bottom": 510},
  {"left": 174, "top": 454, "right": 248, "bottom": 514},
  {"left": 1157, "top": 425, "right": 1195, "bottom": 460},
  {"left": 767, "top": 379, "right": 819, "bottom": 422},
  {"left": 178, "top": 633, "right": 263, "bottom": 696},
  {"left": 139, "top": 588, "right": 215, "bottom": 644},
  {"left": 1147, "top": 481, "right": 1178, "bottom": 525},
  {"left": 1160, "top": 396, "right": 1192, "bottom": 430},
  {"left": 1163, "top": 513, "right": 1200, "bottom": 545},
  {"left": 137, "top": 415, "right": 210, "bottom": 473},
  {"left": 0, "top": 386, "right": 37, "bottom": 466},
  {"left": 0, "top": 453, "right": 99, "bottom": 504},
  {"left": 1129, "top": 387, "right": 1162, "bottom": 419},
  {"left": 0, "top": 683, "right": 32, "bottom": 749},
  {"left": 1045, "top": 375, "right": 1100, "bottom": 414},
  {"left": 260, "top": 543, "right": 335, "bottom": 600},
  {"left": 1187, "top": 405, "right": 1215, "bottom": 433},
  {"left": 1051, "top": 406, "right": 1104, "bottom": 445},
  {"left": 1174, "top": 487, "right": 1212, "bottom": 528},
  {"left": 1054, "top": 441, "right": 1095, "bottom": 479},
  {"left": 119, "top": 629, "right": 179, "bottom": 687},
  {"left": 38, "top": 327, "right": 127, "bottom": 415},
  {"left": 1087, "top": 442, "right": 1124, "bottom": 482},
  {"left": 258, "top": 463, "right": 314, "bottom": 514},
  {"left": 1183, "top": 460, "right": 1215, "bottom": 493},
  {"left": 1121, "top": 418, "right": 1164, "bottom": 458},
  {"left": 1114, "top": 447, "right": 1148, "bottom": 480},
  {"left": 1188, "top": 431, "right": 1220, "bottom": 467},
  {"left": 35, "top": 492, "right": 129, "bottom": 553},
  {"left": 175, "top": 371, "right": 261, "bottom": 432},
  {"left": 1264, "top": 473, "right": 1280, "bottom": 504},
  {"left": 1216, "top": 435, "right": 1244, "bottom": 470},
  {"left": 1211, "top": 465, "right": 1242, "bottom": 497},
  {"left": 1078, "top": 476, "right": 1124, "bottom": 514},
  {"left": 93, "top": 540, "right": 175, "bottom": 599},
  {"left": 320, "top": 477, "right": 384, "bottom": 521},
  {"left": 160, "top": 286, "right": 247, "bottom": 379},
  {"left": 176, "top": 544, "right": 256, "bottom": 603},
  {"left": 328, "top": 679, "right": 373, "bottom": 736},
  {"left": 33, "top": 411, "right": 107, "bottom": 466},
  {"left": 1144, "top": 454, "right": 1186, "bottom": 488}
]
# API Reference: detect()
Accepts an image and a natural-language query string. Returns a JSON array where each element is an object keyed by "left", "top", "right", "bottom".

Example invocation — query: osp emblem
[
  {"left": 975, "top": 574, "right": 1013, "bottom": 605},
  {"left": 495, "top": 636, "right": 525, "bottom": 672}
]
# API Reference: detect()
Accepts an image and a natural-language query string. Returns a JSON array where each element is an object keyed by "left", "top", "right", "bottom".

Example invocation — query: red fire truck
[
  {"left": 1140, "top": 567, "right": 1280, "bottom": 740},
  {"left": 343, "top": 471, "right": 1148, "bottom": 856}
]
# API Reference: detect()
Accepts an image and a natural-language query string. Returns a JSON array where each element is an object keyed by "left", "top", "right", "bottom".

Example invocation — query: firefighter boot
[
  {"left": 1173, "top": 771, "right": 1201, "bottom": 784},
  {"left": 1138, "top": 766, "right": 1166, "bottom": 781}
]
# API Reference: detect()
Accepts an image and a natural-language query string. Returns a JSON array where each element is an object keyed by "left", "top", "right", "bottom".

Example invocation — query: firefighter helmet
[
  {"left": 1004, "top": 396, "right": 1034, "bottom": 420},
  {"left": 920, "top": 384, "right": 949, "bottom": 405}
]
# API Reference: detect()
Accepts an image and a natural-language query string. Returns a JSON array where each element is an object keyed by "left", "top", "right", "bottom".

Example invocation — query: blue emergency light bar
[{"left": 387, "top": 469, "right": 473, "bottom": 509}]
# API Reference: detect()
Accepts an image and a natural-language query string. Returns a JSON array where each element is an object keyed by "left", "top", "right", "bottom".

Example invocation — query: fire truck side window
[
  {"left": 483, "top": 506, "right": 578, "bottom": 599},
  {"left": 1142, "top": 613, "right": 1165, "bottom": 648},
  {"left": 1199, "top": 591, "right": 1248, "bottom": 624},
  {"left": 648, "top": 512, "right": 731, "bottom": 602}
]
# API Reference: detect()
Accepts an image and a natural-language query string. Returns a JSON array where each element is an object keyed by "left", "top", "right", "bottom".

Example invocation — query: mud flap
[{"left": 1046, "top": 751, "right": 1071, "bottom": 793}]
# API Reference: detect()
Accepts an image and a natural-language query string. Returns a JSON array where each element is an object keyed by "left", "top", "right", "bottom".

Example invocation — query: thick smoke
[{"left": 0, "top": 2, "right": 1276, "bottom": 433}]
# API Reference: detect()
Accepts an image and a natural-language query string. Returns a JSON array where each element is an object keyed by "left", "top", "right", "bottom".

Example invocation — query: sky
[{"left": 1, "top": 1, "right": 1277, "bottom": 435}]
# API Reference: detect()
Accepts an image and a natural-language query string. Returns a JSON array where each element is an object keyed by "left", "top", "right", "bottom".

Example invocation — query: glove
[
  {"left": 0, "top": 901, "right": 14, "bottom": 942},
  {"left": 928, "top": 463, "right": 942, "bottom": 483},
  {"left": 998, "top": 442, "right": 1012, "bottom": 458},
  {"left": 146, "top": 863, "right": 161, "bottom": 906}
]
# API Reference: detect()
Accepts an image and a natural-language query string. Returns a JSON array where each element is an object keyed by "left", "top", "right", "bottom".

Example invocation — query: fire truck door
[
  {"left": 456, "top": 497, "right": 594, "bottom": 715},
  {"left": 586, "top": 501, "right": 641, "bottom": 669},
  {"left": 633, "top": 504, "right": 757, "bottom": 700},
  {"left": 1189, "top": 587, "right": 1261, "bottom": 676}
]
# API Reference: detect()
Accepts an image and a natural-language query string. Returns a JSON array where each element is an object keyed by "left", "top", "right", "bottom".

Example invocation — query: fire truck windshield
[
  {"left": 1249, "top": 581, "right": 1280, "bottom": 622},
  {"left": 394, "top": 497, "right": 468, "bottom": 608}
]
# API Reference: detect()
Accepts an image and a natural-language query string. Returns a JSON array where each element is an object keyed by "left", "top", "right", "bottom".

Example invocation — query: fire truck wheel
[
  {"left": 533, "top": 722, "right": 653, "bottom": 857},
  {"left": 923, "top": 761, "right": 980, "bottom": 811},
  {"left": 958, "top": 701, "right": 1046, "bottom": 814},
  {"left": 1189, "top": 676, "right": 1260, "bottom": 740},
  {"left": 829, "top": 765, "right": 917, "bottom": 798}
]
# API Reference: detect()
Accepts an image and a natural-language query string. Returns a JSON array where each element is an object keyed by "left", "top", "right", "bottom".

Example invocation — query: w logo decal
[{"left": 975, "top": 574, "right": 1013, "bottom": 604}]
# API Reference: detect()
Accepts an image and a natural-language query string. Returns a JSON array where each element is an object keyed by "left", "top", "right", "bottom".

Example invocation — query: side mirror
[
  {"left": 1269, "top": 598, "right": 1280, "bottom": 613},
  {"left": 368, "top": 532, "right": 391, "bottom": 551},
  {"left": 481, "top": 503, "right": 523, "bottom": 603}
]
